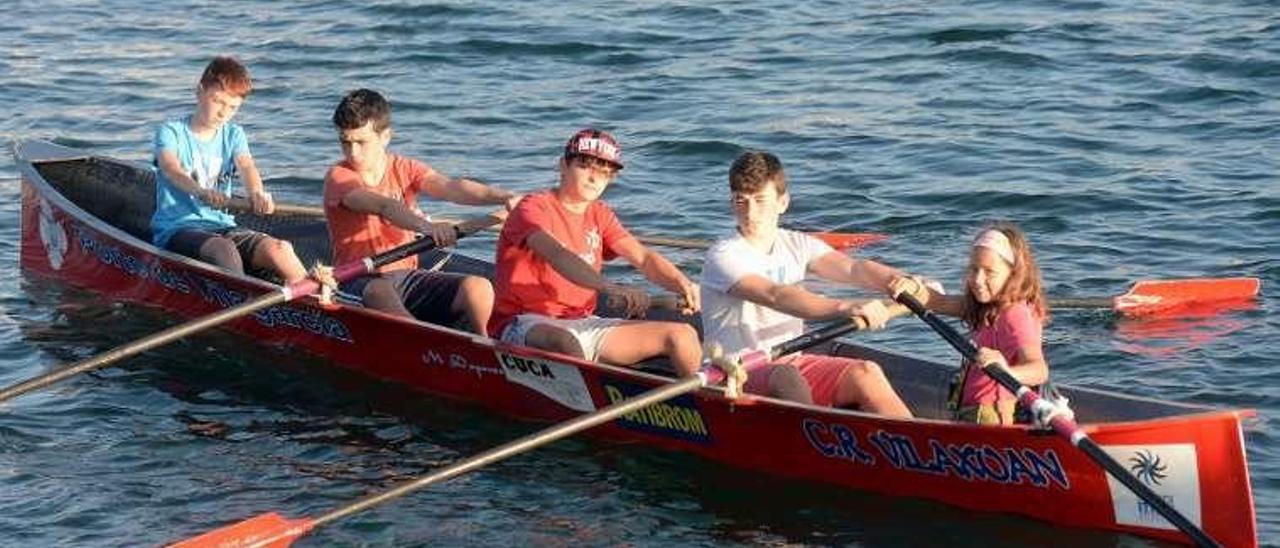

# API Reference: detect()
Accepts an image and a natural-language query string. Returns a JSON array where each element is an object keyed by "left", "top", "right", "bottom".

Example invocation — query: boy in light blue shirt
[{"left": 152, "top": 56, "right": 306, "bottom": 283}]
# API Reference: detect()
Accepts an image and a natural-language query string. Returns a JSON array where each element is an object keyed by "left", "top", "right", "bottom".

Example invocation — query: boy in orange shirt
[{"left": 323, "top": 89, "right": 519, "bottom": 335}]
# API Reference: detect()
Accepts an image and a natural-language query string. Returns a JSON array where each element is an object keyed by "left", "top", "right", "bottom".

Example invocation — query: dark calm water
[{"left": 2, "top": 1, "right": 1277, "bottom": 546}]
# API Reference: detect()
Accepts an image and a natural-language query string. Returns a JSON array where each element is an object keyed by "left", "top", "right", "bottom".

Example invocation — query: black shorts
[
  {"left": 342, "top": 269, "right": 467, "bottom": 326},
  {"left": 165, "top": 226, "right": 271, "bottom": 266}
]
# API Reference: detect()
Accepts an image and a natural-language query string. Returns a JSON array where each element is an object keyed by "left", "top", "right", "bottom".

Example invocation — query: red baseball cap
[{"left": 564, "top": 128, "right": 623, "bottom": 169}]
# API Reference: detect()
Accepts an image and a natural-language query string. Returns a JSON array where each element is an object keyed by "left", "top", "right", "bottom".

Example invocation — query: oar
[
  {"left": 170, "top": 312, "right": 893, "bottom": 547},
  {"left": 0, "top": 214, "right": 505, "bottom": 404},
  {"left": 893, "top": 292, "right": 1221, "bottom": 548},
  {"left": 227, "top": 198, "right": 887, "bottom": 251},
  {"left": 635, "top": 231, "right": 886, "bottom": 251},
  {"left": 1049, "top": 277, "right": 1260, "bottom": 317}
]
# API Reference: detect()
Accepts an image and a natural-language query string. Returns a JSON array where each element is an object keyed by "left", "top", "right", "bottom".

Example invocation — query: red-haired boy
[{"left": 151, "top": 56, "right": 306, "bottom": 283}]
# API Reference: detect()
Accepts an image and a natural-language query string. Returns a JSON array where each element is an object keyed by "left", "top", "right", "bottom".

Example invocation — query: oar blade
[
  {"left": 169, "top": 512, "right": 313, "bottom": 548},
  {"left": 1116, "top": 277, "right": 1261, "bottom": 316},
  {"left": 811, "top": 232, "right": 889, "bottom": 250}
]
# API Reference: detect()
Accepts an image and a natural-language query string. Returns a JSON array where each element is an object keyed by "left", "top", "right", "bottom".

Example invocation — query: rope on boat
[
  {"left": 705, "top": 343, "right": 747, "bottom": 399},
  {"left": 308, "top": 261, "right": 338, "bottom": 305}
]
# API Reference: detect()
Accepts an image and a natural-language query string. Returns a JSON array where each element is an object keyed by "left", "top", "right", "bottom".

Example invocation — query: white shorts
[{"left": 500, "top": 314, "right": 626, "bottom": 362}]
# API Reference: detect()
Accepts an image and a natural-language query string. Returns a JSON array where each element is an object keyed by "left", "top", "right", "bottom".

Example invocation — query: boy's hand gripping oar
[
  {"left": 1049, "top": 277, "right": 1260, "bottom": 317},
  {"left": 701, "top": 301, "right": 912, "bottom": 392},
  {"left": 168, "top": 306, "right": 902, "bottom": 547},
  {"left": 0, "top": 214, "right": 505, "bottom": 404},
  {"left": 893, "top": 292, "right": 1221, "bottom": 548}
]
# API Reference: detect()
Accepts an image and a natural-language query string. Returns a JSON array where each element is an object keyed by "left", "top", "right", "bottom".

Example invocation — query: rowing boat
[{"left": 12, "top": 140, "right": 1258, "bottom": 546}]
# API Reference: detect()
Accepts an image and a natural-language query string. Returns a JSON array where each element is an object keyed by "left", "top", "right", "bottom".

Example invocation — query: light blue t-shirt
[{"left": 150, "top": 116, "right": 249, "bottom": 247}]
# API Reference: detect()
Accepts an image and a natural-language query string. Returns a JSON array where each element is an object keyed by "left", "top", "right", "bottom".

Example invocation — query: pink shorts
[{"left": 743, "top": 353, "right": 854, "bottom": 407}]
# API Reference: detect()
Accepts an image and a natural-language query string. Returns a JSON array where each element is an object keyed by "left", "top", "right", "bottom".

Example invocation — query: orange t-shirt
[
  {"left": 489, "top": 190, "right": 634, "bottom": 335},
  {"left": 323, "top": 154, "right": 432, "bottom": 272}
]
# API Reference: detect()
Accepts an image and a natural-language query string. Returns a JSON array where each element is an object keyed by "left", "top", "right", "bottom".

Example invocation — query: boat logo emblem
[
  {"left": 37, "top": 197, "right": 68, "bottom": 270},
  {"left": 1127, "top": 449, "right": 1168, "bottom": 486}
]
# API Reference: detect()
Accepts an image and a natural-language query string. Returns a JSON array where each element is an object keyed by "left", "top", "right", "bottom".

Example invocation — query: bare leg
[
  {"left": 766, "top": 364, "right": 815, "bottom": 404},
  {"left": 449, "top": 275, "right": 495, "bottom": 336},
  {"left": 251, "top": 237, "right": 307, "bottom": 284},
  {"left": 597, "top": 321, "right": 702, "bottom": 377},
  {"left": 198, "top": 237, "right": 244, "bottom": 274},
  {"left": 361, "top": 278, "right": 414, "bottom": 318},
  {"left": 523, "top": 323, "right": 587, "bottom": 359},
  {"left": 836, "top": 360, "right": 912, "bottom": 418}
]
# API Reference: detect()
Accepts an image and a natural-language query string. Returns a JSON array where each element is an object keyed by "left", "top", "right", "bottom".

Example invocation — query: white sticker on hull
[
  {"left": 1100, "top": 443, "right": 1201, "bottom": 531},
  {"left": 37, "top": 197, "right": 67, "bottom": 270},
  {"left": 495, "top": 351, "right": 596, "bottom": 412}
]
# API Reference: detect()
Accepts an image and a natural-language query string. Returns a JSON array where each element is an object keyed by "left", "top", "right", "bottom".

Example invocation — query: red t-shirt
[
  {"left": 489, "top": 190, "right": 634, "bottom": 335},
  {"left": 323, "top": 154, "right": 432, "bottom": 272}
]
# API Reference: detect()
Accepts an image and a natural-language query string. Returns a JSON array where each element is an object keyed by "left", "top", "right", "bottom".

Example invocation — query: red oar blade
[
  {"left": 811, "top": 232, "right": 888, "bottom": 250},
  {"left": 1115, "top": 277, "right": 1261, "bottom": 316},
  {"left": 169, "top": 512, "right": 314, "bottom": 548}
]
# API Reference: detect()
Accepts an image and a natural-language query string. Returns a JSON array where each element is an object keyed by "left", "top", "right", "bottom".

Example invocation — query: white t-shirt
[{"left": 700, "top": 229, "right": 833, "bottom": 359}]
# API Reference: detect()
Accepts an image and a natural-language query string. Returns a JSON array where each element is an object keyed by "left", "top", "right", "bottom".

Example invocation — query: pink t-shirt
[
  {"left": 960, "top": 302, "right": 1043, "bottom": 406},
  {"left": 489, "top": 190, "right": 634, "bottom": 335}
]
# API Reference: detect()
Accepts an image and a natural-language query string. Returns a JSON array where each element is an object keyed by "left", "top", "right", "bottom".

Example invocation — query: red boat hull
[{"left": 14, "top": 141, "right": 1258, "bottom": 547}]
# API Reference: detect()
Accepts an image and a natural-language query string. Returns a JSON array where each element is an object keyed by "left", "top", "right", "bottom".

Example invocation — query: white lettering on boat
[
  {"left": 1098, "top": 443, "right": 1201, "bottom": 531},
  {"left": 603, "top": 381, "right": 711, "bottom": 443},
  {"left": 496, "top": 352, "right": 595, "bottom": 412},
  {"left": 420, "top": 350, "right": 503, "bottom": 376}
]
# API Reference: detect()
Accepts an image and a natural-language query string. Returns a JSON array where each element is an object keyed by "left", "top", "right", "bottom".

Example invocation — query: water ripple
[{"left": 1, "top": 0, "right": 1277, "bottom": 545}]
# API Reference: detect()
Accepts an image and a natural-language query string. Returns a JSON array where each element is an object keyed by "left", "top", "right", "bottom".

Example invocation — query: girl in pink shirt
[{"left": 917, "top": 222, "right": 1051, "bottom": 424}]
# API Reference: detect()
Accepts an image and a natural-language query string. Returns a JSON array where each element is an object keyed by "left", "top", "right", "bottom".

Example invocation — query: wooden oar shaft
[
  {"left": 895, "top": 294, "right": 1220, "bottom": 548},
  {"left": 1046, "top": 297, "right": 1114, "bottom": 310},
  {"left": 703, "top": 302, "right": 909, "bottom": 387},
  {"left": 770, "top": 317, "right": 870, "bottom": 361},
  {"left": 227, "top": 199, "right": 882, "bottom": 251},
  {"left": 635, "top": 235, "right": 714, "bottom": 250},
  {"left": 227, "top": 197, "right": 324, "bottom": 217},
  {"left": 310, "top": 375, "right": 706, "bottom": 529},
  {"left": 0, "top": 291, "right": 289, "bottom": 403}
]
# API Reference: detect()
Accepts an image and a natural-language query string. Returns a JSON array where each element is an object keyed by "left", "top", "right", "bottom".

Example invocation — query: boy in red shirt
[
  {"left": 323, "top": 89, "right": 519, "bottom": 335},
  {"left": 490, "top": 129, "right": 702, "bottom": 377}
]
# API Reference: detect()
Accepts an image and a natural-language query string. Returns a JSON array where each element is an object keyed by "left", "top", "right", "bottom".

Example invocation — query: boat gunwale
[{"left": 12, "top": 138, "right": 1254, "bottom": 430}]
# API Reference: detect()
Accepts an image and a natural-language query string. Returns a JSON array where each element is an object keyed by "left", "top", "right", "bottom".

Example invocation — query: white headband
[{"left": 973, "top": 229, "right": 1016, "bottom": 266}]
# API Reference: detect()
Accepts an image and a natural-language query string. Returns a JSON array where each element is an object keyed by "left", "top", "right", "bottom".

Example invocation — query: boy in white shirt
[{"left": 700, "top": 151, "right": 924, "bottom": 417}]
